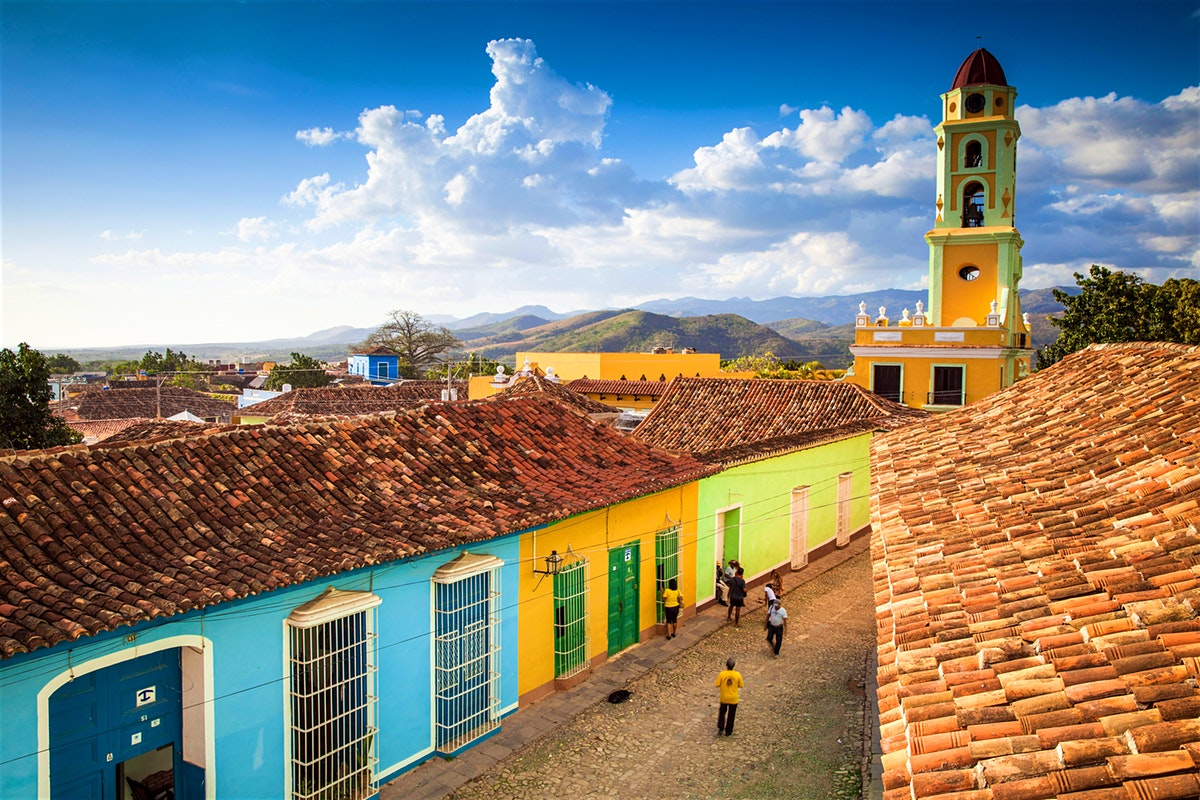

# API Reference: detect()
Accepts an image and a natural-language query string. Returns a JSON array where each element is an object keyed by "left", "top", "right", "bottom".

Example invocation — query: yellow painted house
[
  {"left": 516, "top": 484, "right": 701, "bottom": 706},
  {"left": 469, "top": 349, "right": 726, "bottom": 404},
  {"left": 848, "top": 48, "right": 1033, "bottom": 410}
]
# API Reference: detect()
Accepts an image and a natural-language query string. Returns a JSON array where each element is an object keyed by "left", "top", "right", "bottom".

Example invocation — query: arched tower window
[
  {"left": 962, "top": 181, "right": 985, "bottom": 227},
  {"left": 965, "top": 140, "right": 982, "bottom": 168}
]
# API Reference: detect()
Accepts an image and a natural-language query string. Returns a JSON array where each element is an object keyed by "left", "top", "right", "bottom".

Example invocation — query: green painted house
[{"left": 633, "top": 378, "right": 925, "bottom": 605}]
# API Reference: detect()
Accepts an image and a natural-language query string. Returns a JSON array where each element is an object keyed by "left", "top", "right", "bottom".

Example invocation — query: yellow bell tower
[{"left": 848, "top": 48, "right": 1033, "bottom": 410}]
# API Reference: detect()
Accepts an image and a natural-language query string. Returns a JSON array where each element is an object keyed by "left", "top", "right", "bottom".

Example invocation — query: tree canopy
[
  {"left": 1036, "top": 266, "right": 1200, "bottom": 368},
  {"left": 108, "top": 348, "right": 213, "bottom": 389},
  {"left": 45, "top": 353, "right": 82, "bottom": 374},
  {"left": 425, "top": 352, "right": 507, "bottom": 380},
  {"left": 362, "top": 309, "right": 461, "bottom": 377},
  {"left": 721, "top": 352, "right": 841, "bottom": 380},
  {"left": 0, "top": 343, "right": 82, "bottom": 450},
  {"left": 265, "top": 353, "right": 333, "bottom": 391}
]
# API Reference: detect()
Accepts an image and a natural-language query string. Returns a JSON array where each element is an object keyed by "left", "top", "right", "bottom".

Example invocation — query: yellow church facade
[{"left": 848, "top": 49, "right": 1033, "bottom": 410}]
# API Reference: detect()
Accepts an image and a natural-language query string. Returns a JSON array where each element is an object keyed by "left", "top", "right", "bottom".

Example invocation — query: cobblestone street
[{"left": 390, "top": 543, "right": 876, "bottom": 800}]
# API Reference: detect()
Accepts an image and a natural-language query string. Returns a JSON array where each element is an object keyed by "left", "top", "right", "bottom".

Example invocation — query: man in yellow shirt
[{"left": 714, "top": 657, "right": 744, "bottom": 736}]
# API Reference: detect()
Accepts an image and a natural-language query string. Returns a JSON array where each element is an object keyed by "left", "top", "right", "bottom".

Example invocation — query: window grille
[
  {"left": 836, "top": 473, "right": 853, "bottom": 547},
  {"left": 433, "top": 554, "right": 502, "bottom": 753},
  {"left": 790, "top": 486, "right": 810, "bottom": 569},
  {"left": 552, "top": 558, "right": 589, "bottom": 679},
  {"left": 287, "top": 588, "right": 380, "bottom": 800},
  {"left": 654, "top": 524, "right": 681, "bottom": 624},
  {"left": 931, "top": 365, "right": 966, "bottom": 406}
]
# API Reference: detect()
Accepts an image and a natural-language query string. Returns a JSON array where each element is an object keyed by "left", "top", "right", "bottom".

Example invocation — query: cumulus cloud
[
  {"left": 235, "top": 216, "right": 276, "bottom": 242},
  {"left": 1016, "top": 85, "right": 1199, "bottom": 283},
  {"left": 99, "top": 229, "right": 145, "bottom": 241},
  {"left": 296, "top": 127, "right": 351, "bottom": 147},
  {"left": 89, "top": 42, "right": 1200, "bottom": 325}
]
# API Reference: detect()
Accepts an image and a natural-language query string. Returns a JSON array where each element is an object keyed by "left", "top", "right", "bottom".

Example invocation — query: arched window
[
  {"left": 965, "top": 140, "right": 982, "bottom": 168},
  {"left": 962, "top": 181, "right": 985, "bottom": 227}
]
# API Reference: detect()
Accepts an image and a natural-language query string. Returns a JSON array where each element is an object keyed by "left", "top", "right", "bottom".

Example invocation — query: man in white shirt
[{"left": 765, "top": 599, "right": 788, "bottom": 656}]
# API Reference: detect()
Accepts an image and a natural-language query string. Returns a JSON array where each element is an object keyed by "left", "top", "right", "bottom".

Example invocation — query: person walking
[
  {"left": 715, "top": 657, "right": 744, "bottom": 736},
  {"left": 765, "top": 598, "right": 788, "bottom": 656},
  {"left": 714, "top": 561, "right": 728, "bottom": 606},
  {"left": 662, "top": 577, "right": 683, "bottom": 639},
  {"left": 763, "top": 568, "right": 784, "bottom": 606},
  {"left": 726, "top": 567, "right": 747, "bottom": 626}
]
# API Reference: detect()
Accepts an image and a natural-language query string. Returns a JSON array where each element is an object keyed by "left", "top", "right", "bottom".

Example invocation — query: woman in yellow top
[{"left": 662, "top": 578, "right": 683, "bottom": 639}]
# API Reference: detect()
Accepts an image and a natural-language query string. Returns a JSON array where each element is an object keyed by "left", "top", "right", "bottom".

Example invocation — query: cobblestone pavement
[{"left": 388, "top": 543, "right": 875, "bottom": 800}]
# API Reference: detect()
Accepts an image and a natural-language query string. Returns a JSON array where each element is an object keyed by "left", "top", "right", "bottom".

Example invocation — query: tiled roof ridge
[
  {"left": 695, "top": 419, "right": 886, "bottom": 466},
  {"left": 565, "top": 378, "right": 672, "bottom": 394},
  {"left": 244, "top": 382, "right": 461, "bottom": 416},
  {"left": 634, "top": 376, "right": 927, "bottom": 456},
  {"left": 488, "top": 376, "right": 617, "bottom": 415},
  {"left": 0, "top": 397, "right": 716, "bottom": 659},
  {"left": 73, "top": 386, "right": 237, "bottom": 421}
]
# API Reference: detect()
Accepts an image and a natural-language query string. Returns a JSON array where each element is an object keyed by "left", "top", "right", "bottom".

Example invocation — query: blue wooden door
[{"left": 49, "top": 649, "right": 184, "bottom": 799}]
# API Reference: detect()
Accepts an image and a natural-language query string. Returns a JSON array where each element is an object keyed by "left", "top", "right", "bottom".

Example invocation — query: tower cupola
[{"left": 951, "top": 48, "right": 1008, "bottom": 89}]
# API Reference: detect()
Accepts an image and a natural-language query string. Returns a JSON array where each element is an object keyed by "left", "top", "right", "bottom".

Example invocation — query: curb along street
[{"left": 385, "top": 535, "right": 876, "bottom": 800}]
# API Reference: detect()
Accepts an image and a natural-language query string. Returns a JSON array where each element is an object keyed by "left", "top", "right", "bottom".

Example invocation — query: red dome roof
[{"left": 951, "top": 48, "right": 1008, "bottom": 89}]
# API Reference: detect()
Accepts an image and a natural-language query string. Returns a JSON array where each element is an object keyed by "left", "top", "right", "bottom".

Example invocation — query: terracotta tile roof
[
  {"left": 68, "top": 418, "right": 144, "bottom": 444},
  {"left": 487, "top": 375, "right": 617, "bottom": 415},
  {"left": 99, "top": 419, "right": 215, "bottom": 445},
  {"left": 870, "top": 343, "right": 1200, "bottom": 799},
  {"left": 0, "top": 395, "right": 715, "bottom": 659},
  {"left": 242, "top": 382, "right": 463, "bottom": 417},
  {"left": 351, "top": 345, "right": 398, "bottom": 356},
  {"left": 632, "top": 377, "right": 927, "bottom": 464},
  {"left": 68, "top": 417, "right": 217, "bottom": 446},
  {"left": 74, "top": 387, "right": 236, "bottom": 421},
  {"left": 566, "top": 378, "right": 673, "bottom": 398}
]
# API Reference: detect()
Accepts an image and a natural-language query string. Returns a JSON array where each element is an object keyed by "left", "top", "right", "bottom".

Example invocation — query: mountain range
[{"left": 56, "top": 288, "right": 1074, "bottom": 368}]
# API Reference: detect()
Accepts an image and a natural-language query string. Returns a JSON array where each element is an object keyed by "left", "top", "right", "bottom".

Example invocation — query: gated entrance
[
  {"left": 48, "top": 649, "right": 185, "bottom": 800},
  {"left": 606, "top": 542, "right": 640, "bottom": 655}
]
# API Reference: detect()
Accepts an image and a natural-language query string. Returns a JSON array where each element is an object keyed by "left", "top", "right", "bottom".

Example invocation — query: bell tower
[
  {"left": 847, "top": 49, "right": 1033, "bottom": 410},
  {"left": 927, "top": 48, "right": 1027, "bottom": 337}
]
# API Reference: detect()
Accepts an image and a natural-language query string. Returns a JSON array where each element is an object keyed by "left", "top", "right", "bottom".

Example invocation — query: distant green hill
[
  {"left": 455, "top": 314, "right": 554, "bottom": 342},
  {"left": 466, "top": 310, "right": 831, "bottom": 365}
]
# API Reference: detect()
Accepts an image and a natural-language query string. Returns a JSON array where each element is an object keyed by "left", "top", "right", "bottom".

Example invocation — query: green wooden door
[{"left": 607, "top": 542, "right": 640, "bottom": 655}]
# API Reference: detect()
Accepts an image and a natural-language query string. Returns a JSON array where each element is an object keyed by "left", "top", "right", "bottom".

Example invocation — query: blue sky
[{"left": 3, "top": 0, "right": 1198, "bottom": 349}]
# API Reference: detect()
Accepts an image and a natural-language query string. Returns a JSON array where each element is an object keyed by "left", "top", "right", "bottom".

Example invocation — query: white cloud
[
  {"left": 1017, "top": 85, "right": 1200, "bottom": 281},
  {"left": 248, "top": 51, "right": 1200, "bottom": 317},
  {"left": 29, "top": 42, "right": 1193, "bottom": 348},
  {"left": 99, "top": 229, "right": 145, "bottom": 241},
  {"left": 234, "top": 216, "right": 276, "bottom": 242},
  {"left": 296, "top": 127, "right": 350, "bottom": 147}
]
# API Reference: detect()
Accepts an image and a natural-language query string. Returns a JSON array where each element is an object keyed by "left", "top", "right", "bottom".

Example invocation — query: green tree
[
  {"left": 45, "top": 353, "right": 82, "bottom": 373},
  {"left": 1037, "top": 266, "right": 1200, "bottom": 368},
  {"left": 1146, "top": 277, "right": 1200, "bottom": 345},
  {"left": 425, "top": 353, "right": 507, "bottom": 380},
  {"left": 721, "top": 352, "right": 835, "bottom": 380},
  {"left": 0, "top": 343, "right": 82, "bottom": 450},
  {"left": 265, "top": 353, "right": 333, "bottom": 390},
  {"left": 132, "top": 348, "right": 213, "bottom": 389},
  {"left": 362, "top": 309, "right": 461, "bottom": 375}
]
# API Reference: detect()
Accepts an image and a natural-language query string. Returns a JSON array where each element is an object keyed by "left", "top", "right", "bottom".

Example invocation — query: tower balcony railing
[
  {"left": 851, "top": 301, "right": 1030, "bottom": 349},
  {"left": 927, "top": 389, "right": 965, "bottom": 407}
]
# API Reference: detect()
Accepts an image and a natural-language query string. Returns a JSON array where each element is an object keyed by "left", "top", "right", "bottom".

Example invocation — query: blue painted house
[
  {"left": 0, "top": 398, "right": 708, "bottom": 800},
  {"left": 347, "top": 346, "right": 401, "bottom": 385}
]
